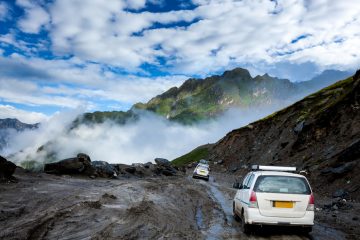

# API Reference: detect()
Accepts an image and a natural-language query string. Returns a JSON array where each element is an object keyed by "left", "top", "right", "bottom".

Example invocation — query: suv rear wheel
[
  {"left": 233, "top": 203, "right": 240, "bottom": 222},
  {"left": 241, "top": 212, "right": 252, "bottom": 234}
]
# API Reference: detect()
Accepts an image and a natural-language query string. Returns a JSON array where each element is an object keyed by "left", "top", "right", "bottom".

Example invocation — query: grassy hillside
[
  {"left": 73, "top": 68, "right": 349, "bottom": 126},
  {"left": 171, "top": 144, "right": 212, "bottom": 167},
  {"left": 133, "top": 68, "right": 298, "bottom": 124}
]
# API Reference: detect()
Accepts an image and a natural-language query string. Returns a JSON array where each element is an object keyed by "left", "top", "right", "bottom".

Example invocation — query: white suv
[
  {"left": 233, "top": 165, "right": 314, "bottom": 234},
  {"left": 193, "top": 164, "right": 210, "bottom": 181}
]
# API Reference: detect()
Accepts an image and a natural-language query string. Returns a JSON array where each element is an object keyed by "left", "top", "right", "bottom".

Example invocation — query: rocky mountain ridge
[{"left": 76, "top": 68, "right": 351, "bottom": 125}]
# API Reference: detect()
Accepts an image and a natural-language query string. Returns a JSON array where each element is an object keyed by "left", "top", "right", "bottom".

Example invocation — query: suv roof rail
[{"left": 251, "top": 165, "right": 297, "bottom": 172}]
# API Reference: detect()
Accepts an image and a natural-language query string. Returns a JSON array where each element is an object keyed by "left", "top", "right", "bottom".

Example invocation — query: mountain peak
[
  {"left": 0, "top": 118, "right": 39, "bottom": 130},
  {"left": 221, "top": 67, "right": 252, "bottom": 79}
]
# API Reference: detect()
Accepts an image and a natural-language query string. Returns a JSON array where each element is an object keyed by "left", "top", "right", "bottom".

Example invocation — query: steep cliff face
[{"left": 209, "top": 71, "right": 360, "bottom": 199}]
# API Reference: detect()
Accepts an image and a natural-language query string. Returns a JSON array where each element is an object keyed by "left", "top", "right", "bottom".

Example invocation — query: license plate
[{"left": 273, "top": 201, "right": 293, "bottom": 208}]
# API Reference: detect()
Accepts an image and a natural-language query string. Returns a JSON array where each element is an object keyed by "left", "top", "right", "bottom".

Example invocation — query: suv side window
[
  {"left": 246, "top": 174, "right": 255, "bottom": 189},
  {"left": 242, "top": 174, "right": 250, "bottom": 188}
]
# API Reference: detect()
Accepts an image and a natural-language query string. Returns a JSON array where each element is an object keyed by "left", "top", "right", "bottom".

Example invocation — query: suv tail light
[
  {"left": 249, "top": 191, "right": 258, "bottom": 208},
  {"left": 307, "top": 193, "right": 315, "bottom": 211}
]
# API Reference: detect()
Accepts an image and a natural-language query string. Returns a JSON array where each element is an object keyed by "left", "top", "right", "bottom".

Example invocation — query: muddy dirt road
[{"left": 0, "top": 170, "right": 350, "bottom": 240}]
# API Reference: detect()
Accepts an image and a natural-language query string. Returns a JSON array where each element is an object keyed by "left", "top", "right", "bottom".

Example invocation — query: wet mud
[{"left": 0, "top": 170, "right": 354, "bottom": 240}]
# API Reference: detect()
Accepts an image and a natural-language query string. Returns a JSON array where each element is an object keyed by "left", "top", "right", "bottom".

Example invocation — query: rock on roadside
[
  {"left": 92, "top": 161, "right": 118, "bottom": 178},
  {"left": 154, "top": 158, "right": 178, "bottom": 176},
  {"left": 0, "top": 155, "right": 17, "bottom": 181},
  {"left": 44, "top": 155, "right": 180, "bottom": 179},
  {"left": 44, "top": 153, "right": 96, "bottom": 176}
]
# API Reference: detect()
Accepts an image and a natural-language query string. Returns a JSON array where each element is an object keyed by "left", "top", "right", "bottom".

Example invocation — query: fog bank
[{"left": 4, "top": 100, "right": 300, "bottom": 165}]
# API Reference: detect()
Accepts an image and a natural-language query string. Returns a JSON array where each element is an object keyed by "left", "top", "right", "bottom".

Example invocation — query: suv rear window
[{"left": 254, "top": 175, "right": 311, "bottom": 194}]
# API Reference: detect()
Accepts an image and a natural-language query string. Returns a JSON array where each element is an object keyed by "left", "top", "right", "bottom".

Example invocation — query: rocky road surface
[{"left": 0, "top": 170, "right": 351, "bottom": 240}]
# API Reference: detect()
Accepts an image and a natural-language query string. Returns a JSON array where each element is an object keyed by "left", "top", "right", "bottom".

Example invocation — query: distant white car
[
  {"left": 233, "top": 165, "right": 314, "bottom": 234},
  {"left": 193, "top": 164, "right": 210, "bottom": 181}
]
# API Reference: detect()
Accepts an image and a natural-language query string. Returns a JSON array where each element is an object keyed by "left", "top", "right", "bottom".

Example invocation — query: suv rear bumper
[
  {"left": 193, "top": 173, "right": 209, "bottom": 180},
  {"left": 246, "top": 208, "right": 314, "bottom": 226}
]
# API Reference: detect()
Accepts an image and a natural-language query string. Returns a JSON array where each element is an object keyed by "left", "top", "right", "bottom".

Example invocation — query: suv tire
[
  {"left": 241, "top": 213, "right": 251, "bottom": 234},
  {"left": 233, "top": 204, "right": 240, "bottom": 222}
]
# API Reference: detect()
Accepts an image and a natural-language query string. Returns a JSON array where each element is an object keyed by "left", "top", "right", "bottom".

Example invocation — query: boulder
[
  {"left": 44, "top": 153, "right": 95, "bottom": 175},
  {"left": 92, "top": 161, "right": 118, "bottom": 178},
  {"left": 154, "top": 158, "right": 179, "bottom": 176},
  {"left": 154, "top": 158, "right": 171, "bottom": 167},
  {"left": 144, "top": 162, "right": 153, "bottom": 169},
  {"left": 162, "top": 169, "right": 175, "bottom": 176},
  {"left": 77, "top": 153, "right": 91, "bottom": 163},
  {"left": 0, "top": 155, "right": 17, "bottom": 179},
  {"left": 124, "top": 166, "right": 136, "bottom": 174}
]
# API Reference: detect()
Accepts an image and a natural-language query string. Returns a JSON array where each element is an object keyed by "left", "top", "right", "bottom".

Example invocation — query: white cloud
[
  {"left": 125, "top": 0, "right": 146, "bottom": 10},
  {"left": 0, "top": 104, "right": 49, "bottom": 123},
  {"left": 48, "top": 0, "right": 198, "bottom": 69},
  {"left": 17, "top": 0, "right": 50, "bottom": 34},
  {"left": 42, "top": 0, "right": 360, "bottom": 74},
  {"left": 0, "top": 54, "right": 188, "bottom": 109},
  {"left": 0, "top": 2, "right": 9, "bottom": 21}
]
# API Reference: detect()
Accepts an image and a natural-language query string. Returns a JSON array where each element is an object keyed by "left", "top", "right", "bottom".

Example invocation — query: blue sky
[{"left": 0, "top": 0, "right": 359, "bottom": 123}]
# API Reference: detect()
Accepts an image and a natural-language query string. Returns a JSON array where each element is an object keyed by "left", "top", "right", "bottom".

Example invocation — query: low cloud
[{"left": 5, "top": 99, "right": 299, "bottom": 166}]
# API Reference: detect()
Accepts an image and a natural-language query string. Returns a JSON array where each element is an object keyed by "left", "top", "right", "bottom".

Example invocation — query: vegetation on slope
[
  {"left": 171, "top": 144, "right": 212, "bottom": 167},
  {"left": 72, "top": 68, "right": 351, "bottom": 126}
]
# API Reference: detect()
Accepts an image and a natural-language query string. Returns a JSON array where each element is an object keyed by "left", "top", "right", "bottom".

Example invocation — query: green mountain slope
[
  {"left": 133, "top": 68, "right": 298, "bottom": 123},
  {"left": 74, "top": 68, "right": 351, "bottom": 125}
]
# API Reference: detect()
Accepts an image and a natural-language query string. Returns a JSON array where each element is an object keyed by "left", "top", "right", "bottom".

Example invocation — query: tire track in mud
[
  {"left": 191, "top": 176, "right": 243, "bottom": 239},
  {"left": 27, "top": 200, "right": 103, "bottom": 240}
]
